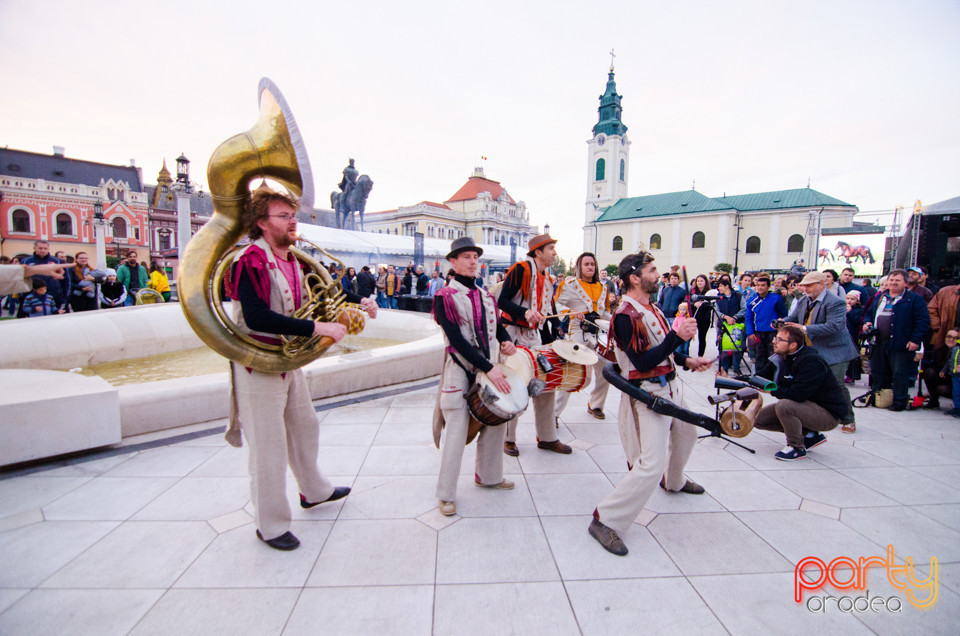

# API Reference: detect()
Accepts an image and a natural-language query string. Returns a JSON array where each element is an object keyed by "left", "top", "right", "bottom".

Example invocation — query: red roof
[
  {"left": 446, "top": 177, "right": 515, "bottom": 204},
  {"left": 418, "top": 200, "right": 451, "bottom": 209}
]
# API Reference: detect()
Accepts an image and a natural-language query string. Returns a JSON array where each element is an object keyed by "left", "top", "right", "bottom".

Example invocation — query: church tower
[{"left": 584, "top": 57, "right": 630, "bottom": 252}]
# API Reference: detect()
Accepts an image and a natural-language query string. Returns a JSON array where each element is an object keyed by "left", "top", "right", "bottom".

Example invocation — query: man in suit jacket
[{"left": 785, "top": 271, "right": 859, "bottom": 433}]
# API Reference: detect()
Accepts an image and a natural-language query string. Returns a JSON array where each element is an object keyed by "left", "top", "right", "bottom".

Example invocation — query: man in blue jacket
[
  {"left": 21, "top": 240, "right": 69, "bottom": 313},
  {"left": 862, "top": 269, "right": 932, "bottom": 411},
  {"left": 657, "top": 272, "right": 686, "bottom": 320},
  {"left": 745, "top": 273, "right": 787, "bottom": 369}
]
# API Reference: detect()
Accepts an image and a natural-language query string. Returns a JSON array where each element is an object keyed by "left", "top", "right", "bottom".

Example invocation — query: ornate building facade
[
  {"left": 0, "top": 147, "right": 148, "bottom": 266},
  {"left": 363, "top": 167, "right": 538, "bottom": 247},
  {"left": 144, "top": 155, "right": 213, "bottom": 275}
]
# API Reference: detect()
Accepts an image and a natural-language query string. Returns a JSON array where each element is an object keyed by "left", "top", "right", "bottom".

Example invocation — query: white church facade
[{"left": 582, "top": 65, "right": 860, "bottom": 275}]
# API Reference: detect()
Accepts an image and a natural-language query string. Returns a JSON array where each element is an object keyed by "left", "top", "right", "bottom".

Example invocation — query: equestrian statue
[{"left": 331, "top": 158, "right": 374, "bottom": 231}]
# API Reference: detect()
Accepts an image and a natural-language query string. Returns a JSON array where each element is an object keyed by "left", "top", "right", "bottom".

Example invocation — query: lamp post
[
  {"left": 732, "top": 214, "right": 743, "bottom": 277},
  {"left": 91, "top": 200, "right": 107, "bottom": 268}
]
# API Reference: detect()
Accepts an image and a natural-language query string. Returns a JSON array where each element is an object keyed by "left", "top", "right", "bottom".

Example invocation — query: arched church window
[
  {"left": 12, "top": 209, "right": 31, "bottom": 232},
  {"left": 596, "top": 158, "right": 605, "bottom": 181},
  {"left": 650, "top": 234, "right": 661, "bottom": 250},
  {"left": 746, "top": 236, "right": 761, "bottom": 254},
  {"left": 112, "top": 217, "right": 127, "bottom": 238},
  {"left": 55, "top": 212, "right": 73, "bottom": 236},
  {"left": 619, "top": 159, "right": 625, "bottom": 182},
  {"left": 612, "top": 236, "right": 623, "bottom": 251},
  {"left": 787, "top": 234, "right": 804, "bottom": 253},
  {"left": 692, "top": 231, "right": 705, "bottom": 249}
]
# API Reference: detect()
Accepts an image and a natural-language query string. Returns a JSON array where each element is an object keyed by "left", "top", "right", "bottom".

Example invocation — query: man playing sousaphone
[
  {"left": 589, "top": 251, "right": 712, "bottom": 556},
  {"left": 226, "top": 187, "right": 377, "bottom": 551},
  {"left": 433, "top": 237, "right": 517, "bottom": 516},
  {"left": 498, "top": 233, "right": 571, "bottom": 456},
  {"left": 554, "top": 252, "right": 613, "bottom": 420}
]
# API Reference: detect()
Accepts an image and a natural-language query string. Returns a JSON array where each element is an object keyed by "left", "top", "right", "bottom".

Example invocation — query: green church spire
[{"left": 592, "top": 67, "right": 628, "bottom": 137}]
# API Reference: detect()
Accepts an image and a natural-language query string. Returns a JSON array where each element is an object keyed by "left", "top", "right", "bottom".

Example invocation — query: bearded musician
[
  {"left": 589, "top": 251, "right": 711, "bottom": 556},
  {"left": 554, "top": 252, "right": 612, "bottom": 420},
  {"left": 432, "top": 237, "right": 517, "bottom": 516},
  {"left": 497, "top": 233, "right": 571, "bottom": 457}
]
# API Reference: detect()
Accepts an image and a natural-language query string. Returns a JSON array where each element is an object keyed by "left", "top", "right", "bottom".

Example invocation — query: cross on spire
[{"left": 609, "top": 48, "right": 616, "bottom": 71}]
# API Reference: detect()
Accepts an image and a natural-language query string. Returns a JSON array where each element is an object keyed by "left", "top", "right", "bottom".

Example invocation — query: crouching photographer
[{"left": 754, "top": 325, "right": 847, "bottom": 461}]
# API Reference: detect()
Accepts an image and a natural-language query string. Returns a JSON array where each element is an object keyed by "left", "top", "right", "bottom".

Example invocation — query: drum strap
[{"left": 448, "top": 351, "right": 477, "bottom": 390}]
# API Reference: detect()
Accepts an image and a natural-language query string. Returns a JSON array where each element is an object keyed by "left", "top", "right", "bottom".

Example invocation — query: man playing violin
[
  {"left": 589, "top": 251, "right": 711, "bottom": 556},
  {"left": 432, "top": 237, "right": 517, "bottom": 516}
]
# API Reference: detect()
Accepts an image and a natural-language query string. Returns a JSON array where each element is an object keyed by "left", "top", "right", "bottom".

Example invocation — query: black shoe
[
  {"left": 537, "top": 439, "right": 573, "bottom": 454},
  {"left": 588, "top": 518, "right": 628, "bottom": 556},
  {"left": 889, "top": 404, "right": 906, "bottom": 412},
  {"left": 804, "top": 432, "right": 828, "bottom": 449},
  {"left": 923, "top": 400, "right": 940, "bottom": 410},
  {"left": 300, "top": 486, "right": 351, "bottom": 509},
  {"left": 775, "top": 445, "right": 807, "bottom": 461},
  {"left": 659, "top": 476, "right": 705, "bottom": 494},
  {"left": 256, "top": 529, "right": 300, "bottom": 551}
]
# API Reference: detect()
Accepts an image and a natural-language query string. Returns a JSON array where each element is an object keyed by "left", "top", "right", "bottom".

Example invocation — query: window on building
[
  {"left": 596, "top": 158, "right": 605, "bottom": 181},
  {"left": 746, "top": 236, "right": 761, "bottom": 253},
  {"left": 12, "top": 209, "right": 31, "bottom": 232},
  {"left": 619, "top": 158, "right": 625, "bottom": 181},
  {"left": 159, "top": 232, "right": 171, "bottom": 251},
  {"left": 107, "top": 187, "right": 116, "bottom": 200},
  {"left": 134, "top": 227, "right": 140, "bottom": 241},
  {"left": 55, "top": 213, "right": 73, "bottom": 235},
  {"left": 612, "top": 235, "right": 623, "bottom": 251},
  {"left": 112, "top": 217, "right": 127, "bottom": 239},
  {"left": 650, "top": 233, "right": 661, "bottom": 250},
  {"left": 787, "top": 234, "right": 804, "bottom": 252},
  {"left": 692, "top": 231, "right": 705, "bottom": 249}
]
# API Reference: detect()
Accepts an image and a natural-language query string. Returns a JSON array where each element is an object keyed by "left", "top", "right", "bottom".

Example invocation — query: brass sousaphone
[{"left": 179, "top": 78, "right": 363, "bottom": 373}]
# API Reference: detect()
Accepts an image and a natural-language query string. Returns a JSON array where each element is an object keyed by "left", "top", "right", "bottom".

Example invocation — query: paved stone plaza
[{"left": 1, "top": 349, "right": 959, "bottom": 635}]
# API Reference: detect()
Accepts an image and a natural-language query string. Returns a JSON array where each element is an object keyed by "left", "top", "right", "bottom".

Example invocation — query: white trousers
[
  {"left": 555, "top": 357, "right": 611, "bottom": 415},
  {"left": 504, "top": 323, "right": 560, "bottom": 444},
  {"left": 232, "top": 363, "right": 334, "bottom": 540},
  {"left": 595, "top": 379, "right": 697, "bottom": 536},
  {"left": 436, "top": 360, "right": 506, "bottom": 501}
]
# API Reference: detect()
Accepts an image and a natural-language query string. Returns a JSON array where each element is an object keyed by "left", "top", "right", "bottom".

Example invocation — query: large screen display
[{"left": 816, "top": 233, "right": 886, "bottom": 277}]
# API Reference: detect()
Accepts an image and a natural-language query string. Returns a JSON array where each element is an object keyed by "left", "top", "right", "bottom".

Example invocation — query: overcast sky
[{"left": 2, "top": 0, "right": 957, "bottom": 259}]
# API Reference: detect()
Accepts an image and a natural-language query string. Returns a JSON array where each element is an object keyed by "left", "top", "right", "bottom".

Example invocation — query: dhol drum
[
  {"left": 465, "top": 364, "right": 530, "bottom": 427},
  {"left": 503, "top": 344, "right": 591, "bottom": 394}
]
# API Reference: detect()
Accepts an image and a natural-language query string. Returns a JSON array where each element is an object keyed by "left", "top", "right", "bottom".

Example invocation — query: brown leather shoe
[
  {"left": 475, "top": 479, "right": 515, "bottom": 490},
  {"left": 841, "top": 422, "right": 856, "bottom": 433},
  {"left": 659, "top": 476, "right": 705, "bottom": 495},
  {"left": 503, "top": 441, "right": 519, "bottom": 457},
  {"left": 588, "top": 518, "right": 628, "bottom": 556},
  {"left": 587, "top": 406, "right": 606, "bottom": 420},
  {"left": 537, "top": 439, "right": 573, "bottom": 454}
]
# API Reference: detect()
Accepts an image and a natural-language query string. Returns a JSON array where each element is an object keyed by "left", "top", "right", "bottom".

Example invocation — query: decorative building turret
[{"left": 584, "top": 53, "right": 631, "bottom": 251}]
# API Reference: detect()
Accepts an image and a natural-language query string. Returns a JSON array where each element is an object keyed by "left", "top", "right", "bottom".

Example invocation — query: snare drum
[
  {"left": 465, "top": 364, "right": 529, "bottom": 426},
  {"left": 596, "top": 330, "right": 616, "bottom": 363},
  {"left": 505, "top": 345, "right": 588, "bottom": 393}
]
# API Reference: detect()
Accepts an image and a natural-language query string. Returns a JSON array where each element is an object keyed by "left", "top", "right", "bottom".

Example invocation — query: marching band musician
[
  {"left": 497, "top": 233, "right": 572, "bottom": 457},
  {"left": 226, "top": 187, "right": 377, "bottom": 551},
  {"left": 589, "top": 251, "right": 712, "bottom": 556},
  {"left": 554, "top": 252, "right": 613, "bottom": 420},
  {"left": 433, "top": 237, "right": 517, "bottom": 516}
]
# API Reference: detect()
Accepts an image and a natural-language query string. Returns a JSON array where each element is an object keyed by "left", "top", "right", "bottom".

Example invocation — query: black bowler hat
[{"left": 446, "top": 236, "right": 483, "bottom": 260}]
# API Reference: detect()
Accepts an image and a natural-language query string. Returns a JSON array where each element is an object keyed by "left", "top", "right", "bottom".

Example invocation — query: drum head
[
  {"left": 476, "top": 365, "right": 529, "bottom": 419},
  {"left": 595, "top": 318, "right": 610, "bottom": 332},
  {"left": 720, "top": 408, "right": 754, "bottom": 438},
  {"left": 551, "top": 339, "right": 599, "bottom": 365}
]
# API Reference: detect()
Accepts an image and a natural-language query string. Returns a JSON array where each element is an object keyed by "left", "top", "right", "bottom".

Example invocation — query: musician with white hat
[{"left": 432, "top": 237, "right": 517, "bottom": 516}]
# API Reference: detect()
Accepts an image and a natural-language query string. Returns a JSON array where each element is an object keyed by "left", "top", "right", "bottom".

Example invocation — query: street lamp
[
  {"left": 93, "top": 200, "right": 103, "bottom": 221},
  {"left": 732, "top": 214, "right": 743, "bottom": 277},
  {"left": 544, "top": 222, "right": 551, "bottom": 236}
]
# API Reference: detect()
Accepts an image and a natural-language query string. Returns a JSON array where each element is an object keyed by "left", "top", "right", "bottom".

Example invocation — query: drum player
[
  {"left": 497, "top": 233, "right": 572, "bottom": 457},
  {"left": 432, "top": 237, "right": 518, "bottom": 516},
  {"left": 554, "top": 252, "right": 613, "bottom": 420},
  {"left": 589, "top": 251, "right": 712, "bottom": 556}
]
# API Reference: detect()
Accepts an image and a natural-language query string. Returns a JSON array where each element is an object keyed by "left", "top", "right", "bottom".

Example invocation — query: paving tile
[
  {"left": 541, "top": 515, "right": 680, "bottom": 580},
  {"left": 648, "top": 512, "right": 793, "bottom": 576},
  {"left": 436, "top": 517, "right": 559, "bottom": 584},
  {"left": 689, "top": 470, "right": 802, "bottom": 511},
  {"left": 853, "top": 440, "right": 956, "bottom": 466},
  {"left": 800, "top": 499, "right": 841, "bottom": 520},
  {"left": 307, "top": 519, "right": 436, "bottom": 586},
  {"left": 379, "top": 405, "right": 431, "bottom": 424},
  {"left": 0, "top": 508, "right": 43, "bottom": 533},
  {"left": 642, "top": 482, "right": 727, "bottom": 514},
  {"left": 416, "top": 507, "right": 460, "bottom": 530},
  {"left": 41, "top": 521, "right": 215, "bottom": 588},
  {"left": 434, "top": 582, "right": 579, "bottom": 635},
  {"left": 0, "top": 520, "right": 119, "bottom": 587},
  {"left": 338, "top": 475, "right": 439, "bottom": 520},
  {"left": 684, "top": 444, "right": 755, "bottom": 471},
  {"left": 131, "top": 476, "right": 250, "bottom": 521},
  {"left": 188, "top": 445, "right": 250, "bottom": 477},
  {"left": 525, "top": 473, "right": 614, "bottom": 516},
  {"left": 207, "top": 509, "right": 253, "bottom": 534},
  {"left": 41, "top": 476, "right": 178, "bottom": 520},
  {"left": 728, "top": 441, "right": 827, "bottom": 471},
  {"left": 320, "top": 405, "right": 388, "bottom": 425},
  {"left": 174, "top": 521, "right": 333, "bottom": 588},
  {"left": 762, "top": 468, "right": 899, "bottom": 508},
  {"left": 564, "top": 421, "right": 623, "bottom": 445},
  {"left": 517, "top": 445, "right": 604, "bottom": 474},
  {"left": 26, "top": 454, "right": 135, "bottom": 478},
  {"left": 0, "top": 475, "right": 91, "bottom": 518},
  {"left": 102, "top": 446, "right": 221, "bottom": 477},
  {"left": 921, "top": 562, "right": 960, "bottom": 597},
  {"left": 130, "top": 588, "right": 298, "bottom": 636},
  {"left": 0, "top": 589, "right": 164, "bottom": 636},
  {"left": 286, "top": 586, "right": 434, "bottom": 636},
  {"left": 0, "top": 588, "right": 29, "bottom": 614},
  {"left": 316, "top": 445, "right": 370, "bottom": 476},
  {"left": 586, "top": 443, "right": 631, "bottom": 474},
  {"left": 907, "top": 463, "right": 960, "bottom": 488},
  {"left": 910, "top": 503, "right": 960, "bottom": 529},
  {"left": 373, "top": 418, "right": 432, "bottom": 445},
  {"left": 390, "top": 391, "right": 437, "bottom": 407},
  {"left": 837, "top": 467, "right": 960, "bottom": 505},
  {"left": 689, "top": 572, "right": 873, "bottom": 635},
  {"left": 316, "top": 423, "right": 381, "bottom": 446},
  {"left": 358, "top": 445, "right": 441, "bottom": 476},
  {"left": 802, "top": 442, "right": 896, "bottom": 469},
  {"left": 840, "top": 506, "right": 960, "bottom": 563},
  {"left": 448, "top": 473, "right": 537, "bottom": 517},
  {"left": 566, "top": 577, "right": 726, "bottom": 634},
  {"left": 846, "top": 561, "right": 960, "bottom": 635}
]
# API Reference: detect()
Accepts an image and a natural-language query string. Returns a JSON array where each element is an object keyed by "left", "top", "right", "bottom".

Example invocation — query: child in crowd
[
  {"left": 22, "top": 278, "right": 57, "bottom": 317},
  {"left": 98, "top": 268, "right": 127, "bottom": 308},
  {"left": 939, "top": 329, "right": 960, "bottom": 418},
  {"left": 672, "top": 303, "right": 691, "bottom": 356}
]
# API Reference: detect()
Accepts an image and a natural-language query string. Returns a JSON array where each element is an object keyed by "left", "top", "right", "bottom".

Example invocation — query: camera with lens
[
  {"left": 581, "top": 311, "right": 601, "bottom": 335},
  {"left": 770, "top": 318, "right": 787, "bottom": 330}
]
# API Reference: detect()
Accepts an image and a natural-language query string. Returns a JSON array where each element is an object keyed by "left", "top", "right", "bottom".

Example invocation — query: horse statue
[
  {"left": 835, "top": 241, "right": 875, "bottom": 265},
  {"left": 818, "top": 248, "right": 834, "bottom": 264},
  {"left": 331, "top": 174, "right": 374, "bottom": 231}
]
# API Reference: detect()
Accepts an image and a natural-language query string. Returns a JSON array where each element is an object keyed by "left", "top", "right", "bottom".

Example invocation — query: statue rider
[{"left": 338, "top": 158, "right": 358, "bottom": 213}]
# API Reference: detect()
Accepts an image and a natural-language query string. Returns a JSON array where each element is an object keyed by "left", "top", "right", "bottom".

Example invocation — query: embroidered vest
[
  {"left": 555, "top": 276, "right": 611, "bottom": 346},
  {"left": 613, "top": 296, "right": 675, "bottom": 381},
  {"left": 435, "top": 280, "right": 499, "bottom": 374},
  {"left": 501, "top": 257, "right": 555, "bottom": 328},
  {"left": 231, "top": 238, "right": 304, "bottom": 345}
]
